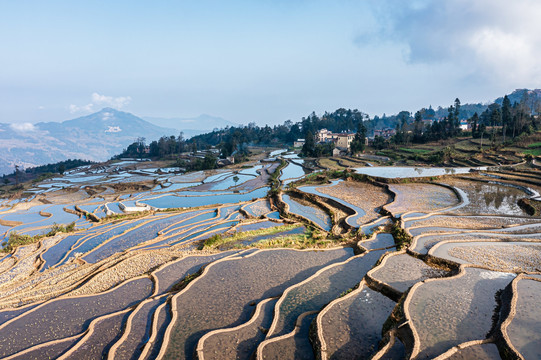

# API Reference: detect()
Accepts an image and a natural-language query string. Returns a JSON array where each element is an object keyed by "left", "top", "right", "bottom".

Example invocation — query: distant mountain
[
  {"left": 432, "top": 89, "right": 541, "bottom": 120},
  {"left": 143, "top": 114, "right": 240, "bottom": 138},
  {"left": 495, "top": 89, "right": 541, "bottom": 106},
  {"left": 434, "top": 103, "right": 489, "bottom": 120},
  {"left": 0, "top": 108, "right": 176, "bottom": 175}
]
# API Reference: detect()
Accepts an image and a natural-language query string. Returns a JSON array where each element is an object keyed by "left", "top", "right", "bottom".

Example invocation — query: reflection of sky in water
[
  {"left": 354, "top": 166, "right": 483, "bottom": 178},
  {"left": 282, "top": 194, "right": 331, "bottom": 230},
  {"left": 299, "top": 180, "right": 366, "bottom": 227},
  {"left": 280, "top": 163, "right": 307, "bottom": 180},
  {"left": 269, "top": 149, "right": 288, "bottom": 157}
]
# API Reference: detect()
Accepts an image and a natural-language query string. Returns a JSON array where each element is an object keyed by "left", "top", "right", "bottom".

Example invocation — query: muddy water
[
  {"left": 199, "top": 298, "right": 278, "bottom": 360},
  {"left": 0, "top": 277, "right": 152, "bottom": 358},
  {"left": 154, "top": 252, "right": 238, "bottom": 295},
  {"left": 405, "top": 215, "right": 541, "bottom": 232},
  {"left": 162, "top": 248, "right": 353, "bottom": 359},
  {"left": 0, "top": 303, "right": 40, "bottom": 326},
  {"left": 507, "top": 278, "right": 541, "bottom": 360},
  {"left": 408, "top": 268, "right": 515, "bottom": 359},
  {"left": 413, "top": 232, "right": 541, "bottom": 256},
  {"left": 260, "top": 312, "right": 317, "bottom": 360},
  {"left": 360, "top": 217, "right": 392, "bottom": 236},
  {"left": 66, "top": 310, "right": 131, "bottom": 359},
  {"left": 446, "top": 343, "right": 502, "bottom": 360},
  {"left": 386, "top": 183, "right": 459, "bottom": 216},
  {"left": 6, "top": 335, "right": 84, "bottom": 360},
  {"left": 270, "top": 250, "right": 386, "bottom": 338},
  {"left": 142, "top": 301, "right": 172, "bottom": 360},
  {"left": 113, "top": 296, "right": 168, "bottom": 360},
  {"left": 318, "top": 284, "right": 396, "bottom": 360},
  {"left": 359, "top": 233, "right": 395, "bottom": 250},
  {"left": 378, "top": 336, "right": 406, "bottom": 360},
  {"left": 431, "top": 241, "right": 541, "bottom": 272},
  {"left": 370, "top": 253, "right": 448, "bottom": 293},
  {"left": 244, "top": 200, "right": 272, "bottom": 217}
]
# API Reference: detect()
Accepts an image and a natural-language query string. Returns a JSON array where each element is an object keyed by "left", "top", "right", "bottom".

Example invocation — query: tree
[
  {"left": 14, "top": 165, "right": 22, "bottom": 185},
  {"left": 350, "top": 122, "right": 366, "bottom": 154},
  {"left": 490, "top": 105, "right": 502, "bottom": 147},
  {"left": 501, "top": 95, "right": 512, "bottom": 143},
  {"left": 413, "top": 111, "right": 423, "bottom": 142},
  {"left": 301, "top": 131, "right": 315, "bottom": 157},
  {"left": 470, "top": 112, "right": 479, "bottom": 138},
  {"left": 202, "top": 153, "right": 217, "bottom": 170},
  {"left": 58, "top": 164, "right": 65, "bottom": 175},
  {"left": 232, "top": 175, "right": 240, "bottom": 187},
  {"left": 136, "top": 137, "right": 146, "bottom": 160},
  {"left": 373, "top": 135, "right": 387, "bottom": 150}
]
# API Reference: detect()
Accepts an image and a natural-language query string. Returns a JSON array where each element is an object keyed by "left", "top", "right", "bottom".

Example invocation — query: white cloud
[
  {"left": 10, "top": 123, "right": 37, "bottom": 132},
  {"left": 362, "top": 0, "right": 541, "bottom": 87},
  {"left": 91, "top": 92, "right": 132, "bottom": 109},
  {"left": 69, "top": 103, "right": 94, "bottom": 114},
  {"left": 69, "top": 92, "right": 132, "bottom": 114}
]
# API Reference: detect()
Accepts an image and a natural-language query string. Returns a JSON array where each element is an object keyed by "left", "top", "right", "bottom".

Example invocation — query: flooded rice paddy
[{"left": 1, "top": 158, "right": 540, "bottom": 359}]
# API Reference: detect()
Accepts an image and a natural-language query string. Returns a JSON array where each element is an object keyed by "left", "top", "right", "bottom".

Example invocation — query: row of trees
[
  {"left": 118, "top": 90, "right": 540, "bottom": 162},
  {"left": 384, "top": 94, "right": 538, "bottom": 149}
]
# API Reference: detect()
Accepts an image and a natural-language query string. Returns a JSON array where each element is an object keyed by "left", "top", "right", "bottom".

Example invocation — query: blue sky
[{"left": 1, "top": 0, "right": 540, "bottom": 126}]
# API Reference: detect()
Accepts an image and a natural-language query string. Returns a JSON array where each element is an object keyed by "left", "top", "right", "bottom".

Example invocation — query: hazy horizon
[{"left": 2, "top": 0, "right": 540, "bottom": 127}]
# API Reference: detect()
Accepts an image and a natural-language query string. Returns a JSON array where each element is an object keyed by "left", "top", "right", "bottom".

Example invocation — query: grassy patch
[
  {"left": 527, "top": 142, "right": 541, "bottom": 148},
  {"left": 170, "top": 271, "right": 200, "bottom": 292},
  {"left": 100, "top": 210, "right": 154, "bottom": 223},
  {"left": 318, "top": 158, "right": 346, "bottom": 170},
  {"left": 389, "top": 222, "right": 412, "bottom": 250},
  {"left": 399, "top": 148, "right": 431, "bottom": 154},
  {"left": 200, "top": 223, "right": 302, "bottom": 250},
  {"left": 268, "top": 159, "right": 287, "bottom": 195},
  {"left": 522, "top": 148, "right": 541, "bottom": 156},
  {"left": 1, "top": 222, "right": 77, "bottom": 253},
  {"left": 246, "top": 227, "right": 343, "bottom": 249},
  {"left": 248, "top": 233, "right": 325, "bottom": 249}
]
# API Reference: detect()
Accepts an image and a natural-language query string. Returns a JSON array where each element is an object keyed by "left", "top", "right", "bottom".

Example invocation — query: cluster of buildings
[
  {"left": 316, "top": 129, "right": 356, "bottom": 150},
  {"left": 295, "top": 128, "right": 391, "bottom": 153},
  {"left": 293, "top": 129, "right": 357, "bottom": 152},
  {"left": 293, "top": 118, "right": 473, "bottom": 153}
]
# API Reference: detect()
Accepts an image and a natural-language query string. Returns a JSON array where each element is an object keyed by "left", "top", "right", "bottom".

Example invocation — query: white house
[{"left": 293, "top": 139, "right": 305, "bottom": 148}]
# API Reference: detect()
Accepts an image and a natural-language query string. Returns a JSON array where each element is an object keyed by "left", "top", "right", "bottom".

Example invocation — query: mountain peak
[{"left": 97, "top": 107, "right": 125, "bottom": 115}]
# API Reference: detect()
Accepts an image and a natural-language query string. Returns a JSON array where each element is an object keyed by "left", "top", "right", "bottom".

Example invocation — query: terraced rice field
[{"left": 1, "top": 160, "right": 541, "bottom": 359}]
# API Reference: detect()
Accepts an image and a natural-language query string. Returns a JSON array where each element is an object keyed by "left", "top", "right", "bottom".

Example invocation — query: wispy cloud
[
  {"left": 69, "top": 92, "right": 132, "bottom": 114},
  {"left": 360, "top": 0, "right": 541, "bottom": 86},
  {"left": 10, "top": 123, "right": 37, "bottom": 132},
  {"left": 69, "top": 103, "right": 94, "bottom": 113},
  {"left": 91, "top": 93, "right": 132, "bottom": 109}
]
